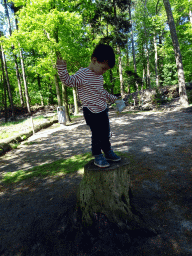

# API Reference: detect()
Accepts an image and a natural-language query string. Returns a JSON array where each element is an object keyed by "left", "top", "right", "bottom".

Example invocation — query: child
[{"left": 56, "top": 44, "right": 121, "bottom": 168}]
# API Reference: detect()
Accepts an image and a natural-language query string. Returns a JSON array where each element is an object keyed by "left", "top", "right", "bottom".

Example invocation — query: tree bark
[
  {"left": 20, "top": 50, "right": 31, "bottom": 114},
  {"left": 15, "top": 18, "right": 24, "bottom": 107},
  {"left": 62, "top": 84, "right": 71, "bottom": 122},
  {"left": 0, "top": 47, "right": 8, "bottom": 122},
  {"left": 37, "top": 74, "right": 44, "bottom": 106},
  {"left": 54, "top": 73, "right": 62, "bottom": 106},
  {"left": 117, "top": 45, "right": 124, "bottom": 97},
  {"left": 189, "top": 6, "right": 192, "bottom": 24},
  {"left": 15, "top": 55, "right": 24, "bottom": 107},
  {"left": 129, "top": 3, "right": 139, "bottom": 91},
  {"left": 77, "top": 158, "right": 144, "bottom": 230},
  {"left": 144, "top": 0, "right": 151, "bottom": 89},
  {"left": 1, "top": 44, "right": 15, "bottom": 120},
  {"left": 154, "top": 34, "right": 159, "bottom": 87},
  {"left": 73, "top": 88, "right": 79, "bottom": 116},
  {"left": 4, "top": 2, "right": 24, "bottom": 108},
  {"left": 109, "top": 69, "right": 114, "bottom": 94},
  {"left": 163, "top": 0, "right": 189, "bottom": 107}
]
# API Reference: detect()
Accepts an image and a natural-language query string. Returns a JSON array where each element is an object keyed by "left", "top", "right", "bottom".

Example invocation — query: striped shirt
[{"left": 57, "top": 64, "right": 117, "bottom": 113}]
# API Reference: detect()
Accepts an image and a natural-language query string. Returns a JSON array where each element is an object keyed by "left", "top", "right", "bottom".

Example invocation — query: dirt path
[{"left": 0, "top": 109, "right": 192, "bottom": 255}]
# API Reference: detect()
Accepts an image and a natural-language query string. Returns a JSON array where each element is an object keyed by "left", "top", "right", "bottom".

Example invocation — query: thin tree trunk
[
  {"left": 144, "top": 0, "right": 151, "bottom": 89},
  {"left": 15, "top": 56, "right": 24, "bottom": 107},
  {"left": 54, "top": 73, "right": 62, "bottom": 106},
  {"left": 158, "top": 35, "right": 163, "bottom": 86},
  {"left": 142, "top": 68, "right": 145, "bottom": 91},
  {"left": 4, "top": 1, "right": 24, "bottom": 108},
  {"left": 48, "top": 77, "right": 54, "bottom": 105},
  {"left": 109, "top": 69, "right": 114, "bottom": 94},
  {"left": 1, "top": 44, "right": 15, "bottom": 120},
  {"left": 189, "top": 5, "right": 192, "bottom": 24},
  {"left": 62, "top": 84, "right": 71, "bottom": 122},
  {"left": 0, "top": 47, "right": 8, "bottom": 122},
  {"left": 20, "top": 50, "right": 31, "bottom": 114},
  {"left": 154, "top": 34, "right": 159, "bottom": 87},
  {"left": 126, "top": 36, "right": 129, "bottom": 66},
  {"left": 73, "top": 88, "right": 79, "bottom": 116},
  {"left": 129, "top": 3, "right": 138, "bottom": 91},
  {"left": 146, "top": 51, "right": 150, "bottom": 88},
  {"left": 15, "top": 19, "right": 24, "bottom": 107},
  {"left": 163, "top": 0, "right": 189, "bottom": 107},
  {"left": 37, "top": 74, "right": 44, "bottom": 106},
  {"left": 117, "top": 45, "right": 124, "bottom": 97}
]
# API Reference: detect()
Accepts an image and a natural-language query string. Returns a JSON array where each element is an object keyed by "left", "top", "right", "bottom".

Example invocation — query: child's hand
[
  {"left": 115, "top": 99, "right": 126, "bottom": 112},
  {"left": 56, "top": 57, "right": 67, "bottom": 66}
]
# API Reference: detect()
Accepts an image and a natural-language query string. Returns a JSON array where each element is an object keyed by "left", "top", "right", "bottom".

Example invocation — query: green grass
[
  {"left": 0, "top": 130, "right": 19, "bottom": 140},
  {"left": 1, "top": 152, "right": 130, "bottom": 185},
  {"left": 0, "top": 115, "right": 55, "bottom": 140},
  {"left": 0, "top": 119, "right": 26, "bottom": 127},
  {"left": 1, "top": 153, "right": 93, "bottom": 184}
]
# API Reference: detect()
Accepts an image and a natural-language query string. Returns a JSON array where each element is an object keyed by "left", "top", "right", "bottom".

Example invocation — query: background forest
[{"left": 0, "top": 0, "right": 191, "bottom": 122}]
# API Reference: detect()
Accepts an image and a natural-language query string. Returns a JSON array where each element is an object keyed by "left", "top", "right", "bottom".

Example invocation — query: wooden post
[
  {"left": 31, "top": 116, "right": 35, "bottom": 134},
  {"left": 77, "top": 158, "right": 145, "bottom": 231}
]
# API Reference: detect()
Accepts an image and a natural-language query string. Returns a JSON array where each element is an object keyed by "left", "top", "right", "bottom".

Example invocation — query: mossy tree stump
[{"left": 76, "top": 157, "right": 144, "bottom": 230}]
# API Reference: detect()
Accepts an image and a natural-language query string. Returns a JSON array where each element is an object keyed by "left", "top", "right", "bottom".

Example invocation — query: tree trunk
[
  {"left": 3, "top": 0, "right": 12, "bottom": 36},
  {"left": 20, "top": 50, "right": 31, "bottom": 114},
  {"left": 37, "top": 74, "right": 44, "bottom": 106},
  {"left": 48, "top": 77, "right": 54, "bottom": 105},
  {"left": 0, "top": 47, "right": 8, "bottom": 122},
  {"left": 15, "top": 18, "right": 24, "bottom": 107},
  {"left": 142, "top": 68, "right": 145, "bottom": 91},
  {"left": 189, "top": 6, "right": 192, "bottom": 24},
  {"left": 129, "top": 3, "right": 138, "bottom": 91},
  {"left": 77, "top": 158, "right": 152, "bottom": 232},
  {"left": 15, "top": 56, "right": 24, "bottom": 107},
  {"left": 158, "top": 35, "right": 164, "bottom": 86},
  {"left": 117, "top": 45, "right": 124, "bottom": 97},
  {"left": 73, "top": 88, "right": 79, "bottom": 116},
  {"left": 1, "top": 44, "right": 15, "bottom": 120},
  {"left": 62, "top": 84, "right": 71, "bottom": 122},
  {"left": 54, "top": 73, "right": 62, "bottom": 106},
  {"left": 163, "top": 0, "right": 189, "bottom": 107},
  {"left": 4, "top": 2, "right": 24, "bottom": 108},
  {"left": 154, "top": 34, "right": 159, "bottom": 87},
  {"left": 144, "top": 0, "right": 151, "bottom": 89},
  {"left": 109, "top": 69, "right": 114, "bottom": 94}
]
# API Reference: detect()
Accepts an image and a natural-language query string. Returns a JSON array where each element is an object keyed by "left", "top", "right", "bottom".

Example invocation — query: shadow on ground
[{"left": 0, "top": 109, "right": 192, "bottom": 255}]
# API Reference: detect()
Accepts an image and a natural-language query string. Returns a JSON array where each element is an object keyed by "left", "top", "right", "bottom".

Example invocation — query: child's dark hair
[{"left": 91, "top": 44, "right": 115, "bottom": 68}]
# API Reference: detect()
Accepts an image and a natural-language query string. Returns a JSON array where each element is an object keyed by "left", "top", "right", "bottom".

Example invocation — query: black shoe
[
  {"left": 105, "top": 150, "right": 121, "bottom": 162},
  {"left": 94, "top": 154, "right": 110, "bottom": 168}
]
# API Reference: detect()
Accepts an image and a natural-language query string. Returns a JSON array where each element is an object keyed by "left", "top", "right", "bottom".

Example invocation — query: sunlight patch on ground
[
  {"left": 77, "top": 168, "right": 84, "bottom": 176},
  {"left": 110, "top": 118, "right": 131, "bottom": 125},
  {"left": 141, "top": 146, "right": 154, "bottom": 154},
  {"left": 156, "top": 143, "right": 167, "bottom": 147},
  {"left": 165, "top": 130, "right": 177, "bottom": 135},
  {"left": 132, "top": 115, "right": 145, "bottom": 120},
  {"left": 27, "top": 121, "right": 86, "bottom": 142}
]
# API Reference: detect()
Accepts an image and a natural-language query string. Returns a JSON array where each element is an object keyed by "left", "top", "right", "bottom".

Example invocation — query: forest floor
[{"left": 0, "top": 104, "right": 192, "bottom": 255}]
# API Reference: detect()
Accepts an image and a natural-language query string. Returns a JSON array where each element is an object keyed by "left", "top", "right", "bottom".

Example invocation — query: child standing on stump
[{"left": 56, "top": 44, "right": 121, "bottom": 168}]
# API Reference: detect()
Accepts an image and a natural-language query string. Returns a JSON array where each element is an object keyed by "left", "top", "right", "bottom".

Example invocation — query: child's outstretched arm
[
  {"left": 103, "top": 89, "right": 118, "bottom": 103},
  {"left": 56, "top": 57, "right": 84, "bottom": 88}
]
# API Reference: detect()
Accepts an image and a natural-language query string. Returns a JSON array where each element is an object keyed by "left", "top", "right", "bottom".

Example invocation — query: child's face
[{"left": 93, "top": 60, "right": 110, "bottom": 75}]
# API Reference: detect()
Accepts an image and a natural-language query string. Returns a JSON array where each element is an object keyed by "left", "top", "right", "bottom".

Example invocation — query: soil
[{"left": 0, "top": 105, "right": 192, "bottom": 256}]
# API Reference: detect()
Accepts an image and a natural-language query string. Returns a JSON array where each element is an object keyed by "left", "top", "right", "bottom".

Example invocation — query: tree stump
[{"left": 76, "top": 157, "right": 144, "bottom": 230}]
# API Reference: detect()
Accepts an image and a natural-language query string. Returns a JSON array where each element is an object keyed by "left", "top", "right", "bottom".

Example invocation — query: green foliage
[
  {"left": 0, "top": 0, "right": 191, "bottom": 111},
  {"left": 187, "top": 90, "right": 192, "bottom": 104},
  {"left": 161, "top": 63, "right": 178, "bottom": 86}
]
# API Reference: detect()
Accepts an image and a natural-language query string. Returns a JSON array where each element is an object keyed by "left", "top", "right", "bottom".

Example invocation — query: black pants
[{"left": 83, "top": 107, "right": 111, "bottom": 156}]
